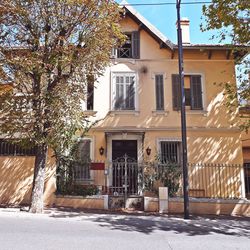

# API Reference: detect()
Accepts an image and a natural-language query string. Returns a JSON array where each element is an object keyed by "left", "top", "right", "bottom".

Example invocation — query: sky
[{"left": 118, "top": 0, "right": 221, "bottom": 45}]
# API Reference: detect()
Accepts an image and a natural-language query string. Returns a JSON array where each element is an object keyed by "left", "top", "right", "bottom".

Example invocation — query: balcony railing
[{"left": 117, "top": 47, "right": 132, "bottom": 58}]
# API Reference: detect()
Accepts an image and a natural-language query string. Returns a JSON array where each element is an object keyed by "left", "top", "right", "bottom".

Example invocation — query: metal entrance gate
[{"left": 110, "top": 155, "right": 139, "bottom": 196}]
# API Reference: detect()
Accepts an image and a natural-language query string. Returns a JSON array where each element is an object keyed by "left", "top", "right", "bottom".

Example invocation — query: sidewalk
[{"left": 0, "top": 207, "right": 249, "bottom": 250}]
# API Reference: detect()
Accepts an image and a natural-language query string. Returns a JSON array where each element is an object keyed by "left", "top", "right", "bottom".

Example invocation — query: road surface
[{"left": 0, "top": 208, "right": 249, "bottom": 250}]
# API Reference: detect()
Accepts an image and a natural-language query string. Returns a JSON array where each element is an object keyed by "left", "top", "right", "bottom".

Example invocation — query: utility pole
[{"left": 176, "top": 0, "right": 189, "bottom": 219}]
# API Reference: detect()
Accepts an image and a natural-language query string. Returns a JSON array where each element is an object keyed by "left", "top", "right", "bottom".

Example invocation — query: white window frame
[
  {"left": 157, "top": 138, "right": 182, "bottom": 163},
  {"left": 111, "top": 72, "right": 138, "bottom": 111}
]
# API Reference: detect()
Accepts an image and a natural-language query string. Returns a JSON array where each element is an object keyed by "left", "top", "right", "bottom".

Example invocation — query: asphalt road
[{"left": 0, "top": 208, "right": 249, "bottom": 250}]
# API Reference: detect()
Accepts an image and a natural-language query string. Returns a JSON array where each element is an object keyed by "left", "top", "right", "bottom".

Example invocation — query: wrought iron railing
[
  {"left": 187, "top": 163, "right": 245, "bottom": 199},
  {"left": 56, "top": 158, "right": 248, "bottom": 199},
  {"left": 108, "top": 161, "right": 247, "bottom": 199}
]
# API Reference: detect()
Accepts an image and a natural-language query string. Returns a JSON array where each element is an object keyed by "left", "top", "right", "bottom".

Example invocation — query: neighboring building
[{"left": 0, "top": 3, "right": 248, "bottom": 205}]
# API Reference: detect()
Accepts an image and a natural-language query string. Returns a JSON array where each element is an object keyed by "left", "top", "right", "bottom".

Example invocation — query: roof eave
[{"left": 121, "top": 4, "right": 174, "bottom": 51}]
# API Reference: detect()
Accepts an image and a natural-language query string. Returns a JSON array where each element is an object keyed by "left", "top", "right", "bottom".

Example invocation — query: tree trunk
[{"left": 29, "top": 143, "right": 48, "bottom": 213}]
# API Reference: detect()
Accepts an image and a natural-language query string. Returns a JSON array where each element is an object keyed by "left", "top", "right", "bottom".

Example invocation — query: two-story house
[
  {"left": 83, "top": 4, "right": 244, "bottom": 196},
  {"left": 0, "top": 2, "right": 248, "bottom": 206}
]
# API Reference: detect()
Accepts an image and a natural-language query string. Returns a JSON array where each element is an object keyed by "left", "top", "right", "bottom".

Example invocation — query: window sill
[
  {"left": 175, "top": 110, "right": 208, "bottom": 116},
  {"left": 152, "top": 110, "right": 169, "bottom": 116},
  {"left": 83, "top": 110, "right": 97, "bottom": 116},
  {"left": 109, "top": 110, "right": 140, "bottom": 116},
  {"left": 111, "top": 58, "right": 136, "bottom": 64},
  {"left": 186, "top": 110, "right": 208, "bottom": 116}
]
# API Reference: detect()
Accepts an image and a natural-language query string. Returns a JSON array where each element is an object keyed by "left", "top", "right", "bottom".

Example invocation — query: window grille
[
  {"left": 0, "top": 140, "right": 37, "bottom": 156},
  {"left": 160, "top": 141, "right": 180, "bottom": 164}
]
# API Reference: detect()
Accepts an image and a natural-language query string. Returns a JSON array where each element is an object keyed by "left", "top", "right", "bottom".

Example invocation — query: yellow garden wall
[
  {"left": 0, "top": 150, "right": 56, "bottom": 206},
  {"left": 168, "top": 199, "right": 250, "bottom": 217}
]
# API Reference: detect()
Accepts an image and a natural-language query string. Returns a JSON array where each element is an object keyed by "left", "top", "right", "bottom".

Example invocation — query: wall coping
[
  {"left": 55, "top": 195, "right": 250, "bottom": 204},
  {"left": 56, "top": 195, "right": 106, "bottom": 200},
  {"left": 144, "top": 197, "right": 159, "bottom": 202},
  {"left": 169, "top": 197, "right": 250, "bottom": 204}
]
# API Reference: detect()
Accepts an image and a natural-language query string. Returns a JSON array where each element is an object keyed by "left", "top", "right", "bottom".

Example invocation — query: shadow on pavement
[{"left": 48, "top": 207, "right": 250, "bottom": 237}]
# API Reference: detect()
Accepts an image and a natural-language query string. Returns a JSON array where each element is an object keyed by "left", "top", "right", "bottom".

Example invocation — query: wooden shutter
[
  {"left": 172, "top": 74, "right": 181, "bottom": 110},
  {"left": 132, "top": 31, "right": 140, "bottom": 59},
  {"left": 190, "top": 75, "right": 203, "bottom": 110},
  {"left": 155, "top": 74, "right": 164, "bottom": 110}
]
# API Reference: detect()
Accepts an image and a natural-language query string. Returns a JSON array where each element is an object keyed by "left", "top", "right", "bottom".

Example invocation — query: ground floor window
[
  {"left": 72, "top": 139, "right": 92, "bottom": 181},
  {"left": 0, "top": 139, "right": 37, "bottom": 156},
  {"left": 159, "top": 140, "right": 181, "bottom": 164}
]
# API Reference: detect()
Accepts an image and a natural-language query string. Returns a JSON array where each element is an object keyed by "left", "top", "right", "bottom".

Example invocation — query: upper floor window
[
  {"left": 112, "top": 73, "right": 136, "bottom": 111},
  {"left": 155, "top": 74, "right": 164, "bottom": 110},
  {"left": 114, "top": 31, "right": 140, "bottom": 59},
  {"left": 85, "top": 75, "right": 95, "bottom": 111},
  {"left": 86, "top": 75, "right": 94, "bottom": 111},
  {"left": 172, "top": 74, "right": 203, "bottom": 111}
]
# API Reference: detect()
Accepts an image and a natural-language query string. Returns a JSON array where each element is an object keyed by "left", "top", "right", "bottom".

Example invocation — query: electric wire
[{"left": 121, "top": 1, "right": 212, "bottom": 6}]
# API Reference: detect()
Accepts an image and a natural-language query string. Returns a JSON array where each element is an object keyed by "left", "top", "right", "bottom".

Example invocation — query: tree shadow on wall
[{"left": 0, "top": 155, "right": 55, "bottom": 206}]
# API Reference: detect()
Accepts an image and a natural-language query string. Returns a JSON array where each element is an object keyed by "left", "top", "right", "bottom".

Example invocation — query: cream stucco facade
[{"left": 0, "top": 4, "right": 248, "bottom": 206}]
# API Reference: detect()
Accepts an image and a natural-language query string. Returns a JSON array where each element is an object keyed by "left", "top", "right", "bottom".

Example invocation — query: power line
[{"left": 122, "top": 1, "right": 212, "bottom": 6}]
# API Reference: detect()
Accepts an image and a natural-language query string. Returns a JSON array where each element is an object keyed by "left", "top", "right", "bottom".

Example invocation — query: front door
[
  {"left": 112, "top": 140, "right": 138, "bottom": 195},
  {"left": 112, "top": 140, "right": 137, "bottom": 160}
]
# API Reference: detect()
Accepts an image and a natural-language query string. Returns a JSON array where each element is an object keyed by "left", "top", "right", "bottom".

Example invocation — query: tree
[
  {"left": 202, "top": 0, "right": 250, "bottom": 130},
  {"left": 0, "top": 0, "right": 124, "bottom": 213}
]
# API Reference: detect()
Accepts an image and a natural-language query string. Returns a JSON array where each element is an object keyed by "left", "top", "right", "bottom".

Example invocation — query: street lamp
[{"left": 176, "top": 0, "right": 190, "bottom": 219}]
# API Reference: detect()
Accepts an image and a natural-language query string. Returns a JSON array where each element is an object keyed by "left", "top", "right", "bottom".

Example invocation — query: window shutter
[
  {"left": 190, "top": 75, "right": 203, "bottom": 110},
  {"left": 172, "top": 74, "right": 181, "bottom": 110},
  {"left": 132, "top": 31, "right": 140, "bottom": 59},
  {"left": 155, "top": 75, "right": 164, "bottom": 110}
]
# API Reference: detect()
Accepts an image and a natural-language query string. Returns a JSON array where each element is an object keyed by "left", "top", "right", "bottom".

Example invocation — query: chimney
[{"left": 180, "top": 18, "right": 190, "bottom": 44}]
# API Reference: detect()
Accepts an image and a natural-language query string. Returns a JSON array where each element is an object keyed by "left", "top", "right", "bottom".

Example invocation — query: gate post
[
  {"left": 159, "top": 187, "right": 169, "bottom": 213},
  {"left": 124, "top": 154, "right": 128, "bottom": 206}
]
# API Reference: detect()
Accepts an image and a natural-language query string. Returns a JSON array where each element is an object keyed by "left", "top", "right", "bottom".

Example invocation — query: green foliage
[
  {"left": 0, "top": 0, "right": 124, "bottom": 211},
  {"left": 57, "top": 182, "right": 99, "bottom": 197},
  {"left": 201, "top": 0, "right": 250, "bottom": 130},
  {"left": 201, "top": 0, "right": 249, "bottom": 45},
  {"left": 0, "top": 0, "right": 125, "bottom": 151},
  {"left": 157, "top": 163, "right": 182, "bottom": 197},
  {"left": 56, "top": 139, "right": 93, "bottom": 195},
  {"left": 143, "top": 161, "right": 182, "bottom": 197}
]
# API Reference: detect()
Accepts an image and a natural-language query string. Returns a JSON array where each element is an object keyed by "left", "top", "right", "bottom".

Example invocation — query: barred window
[
  {"left": 160, "top": 141, "right": 180, "bottom": 164},
  {"left": 0, "top": 140, "right": 37, "bottom": 156}
]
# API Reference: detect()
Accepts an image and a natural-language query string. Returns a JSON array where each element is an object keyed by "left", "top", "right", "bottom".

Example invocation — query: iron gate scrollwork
[{"left": 111, "top": 154, "right": 141, "bottom": 197}]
